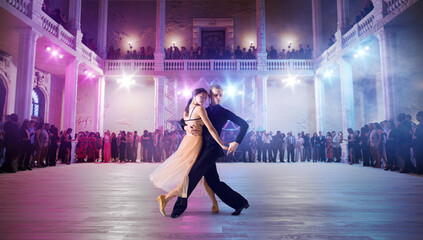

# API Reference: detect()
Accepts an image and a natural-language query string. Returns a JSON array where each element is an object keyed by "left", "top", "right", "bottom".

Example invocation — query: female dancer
[{"left": 150, "top": 88, "right": 228, "bottom": 216}]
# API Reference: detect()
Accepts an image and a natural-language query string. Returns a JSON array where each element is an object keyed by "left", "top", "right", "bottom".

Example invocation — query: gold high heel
[
  {"left": 157, "top": 195, "right": 167, "bottom": 216},
  {"left": 212, "top": 204, "right": 219, "bottom": 214}
]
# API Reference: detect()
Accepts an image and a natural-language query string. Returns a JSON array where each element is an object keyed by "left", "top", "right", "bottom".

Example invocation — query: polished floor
[{"left": 0, "top": 162, "right": 422, "bottom": 240}]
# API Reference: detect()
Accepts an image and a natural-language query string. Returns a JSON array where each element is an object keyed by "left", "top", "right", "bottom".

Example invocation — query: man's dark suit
[{"left": 171, "top": 104, "right": 249, "bottom": 216}]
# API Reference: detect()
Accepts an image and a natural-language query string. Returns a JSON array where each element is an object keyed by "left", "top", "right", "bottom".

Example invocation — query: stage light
[
  {"left": 324, "top": 70, "right": 334, "bottom": 78},
  {"left": 227, "top": 85, "right": 236, "bottom": 96},
  {"left": 353, "top": 54, "right": 358, "bottom": 58},
  {"left": 59, "top": 54, "right": 64, "bottom": 59},
  {"left": 45, "top": 46, "right": 51, "bottom": 52},
  {"left": 364, "top": 45, "right": 370, "bottom": 51},
  {"left": 172, "top": 41, "right": 176, "bottom": 46},
  {"left": 118, "top": 76, "right": 135, "bottom": 88},
  {"left": 83, "top": 69, "right": 88, "bottom": 74},
  {"left": 177, "top": 91, "right": 181, "bottom": 95},
  {"left": 283, "top": 77, "right": 300, "bottom": 87},
  {"left": 52, "top": 50, "right": 58, "bottom": 56},
  {"left": 183, "top": 89, "right": 191, "bottom": 98},
  {"left": 238, "top": 90, "right": 243, "bottom": 95},
  {"left": 358, "top": 49, "right": 365, "bottom": 56},
  {"left": 87, "top": 72, "right": 93, "bottom": 77}
]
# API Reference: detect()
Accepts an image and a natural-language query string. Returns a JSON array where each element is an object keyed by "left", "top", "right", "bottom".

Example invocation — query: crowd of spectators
[
  {"left": 106, "top": 43, "right": 313, "bottom": 60},
  {"left": 1, "top": 111, "right": 422, "bottom": 175},
  {"left": 42, "top": 0, "right": 71, "bottom": 30},
  {"left": 354, "top": 0, "right": 374, "bottom": 25},
  {"left": 227, "top": 112, "right": 423, "bottom": 175}
]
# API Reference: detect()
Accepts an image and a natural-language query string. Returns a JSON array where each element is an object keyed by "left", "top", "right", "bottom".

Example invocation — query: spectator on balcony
[
  {"left": 188, "top": 47, "right": 195, "bottom": 59},
  {"left": 132, "top": 50, "right": 138, "bottom": 59},
  {"left": 115, "top": 48, "right": 122, "bottom": 59},
  {"left": 125, "top": 50, "right": 131, "bottom": 59},
  {"left": 146, "top": 47, "right": 154, "bottom": 59},
  {"left": 234, "top": 46, "right": 243, "bottom": 59},
  {"left": 172, "top": 47, "right": 181, "bottom": 59},
  {"left": 279, "top": 49, "right": 286, "bottom": 59},
  {"left": 107, "top": 46, "right": 115, "bottom": 59},
  {"left": 246, "top": 48, "right": 255, "bottom": 59},
  {"left": 139, "top": 47, "right": 146, "bottom": 59},
  {"left": 181, "top": 47, "right": 188, "bottom": 59},
  {"left": 267, "top": 46, "right": 278, "bottom": 59},
  {"left": 306, "top": 45, "right": 312, "bottom": 58}
]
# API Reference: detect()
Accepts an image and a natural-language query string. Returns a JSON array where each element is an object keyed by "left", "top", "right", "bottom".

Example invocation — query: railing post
[
  {"left": 236, "top": 60, "right": 241, "bottom": 70},
  {"left": 30, "top": 0, "right": 43, "bottom": 25},
  {"left": 184, "top": 60, "right": 187, "bottom": 71},
  {"left": 210, "top": 59, "right": 214, "bottom": 70}
]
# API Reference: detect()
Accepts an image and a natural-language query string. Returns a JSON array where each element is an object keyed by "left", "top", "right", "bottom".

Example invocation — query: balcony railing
[
  {"left": 385, "top": 0, "right": 408, "bottom": 14},
  {"left": 105, "top": 59, "right": 314, "bottom": 73},
  {"left": 4, "top": 0, "right": 29, "bottom": 16}
]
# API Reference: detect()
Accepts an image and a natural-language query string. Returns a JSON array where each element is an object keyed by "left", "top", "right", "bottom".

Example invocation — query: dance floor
[{"left": 0, "top": 162, "right": 422, "bottom": 240}]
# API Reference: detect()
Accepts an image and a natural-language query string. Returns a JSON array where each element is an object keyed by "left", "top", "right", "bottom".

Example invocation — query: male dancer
[{"left": 171, "top": 84, "right": 249, "bottom": 218}]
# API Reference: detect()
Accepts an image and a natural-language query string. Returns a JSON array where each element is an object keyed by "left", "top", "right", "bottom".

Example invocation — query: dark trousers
[
  {"left": 256, "top": 145, "right": 263, "bottom": 162},
  {"left": 385, "top": 142, "right": 397, "bottom": 168},
  {"left": 398, "top": 144, "right": 413, "bottom": 171},
  {"left": 47, "top": 144, "right": 58, "bottom": 166},
  {"left": 3, "top": 146, "right": 18, "bottom": 171},
  {"left": 415, "top": 146, "right": 423, "bottom": 174},
  {"left": 362, "top": 145, "right": 371, "bottom": 166},
  {"left": 334, "top": 147, "right": 342, "bottom": 162},
  {"left": 319, "top": 146, "right": 326, "bottom": 162},
  {"left": 18, "top": 141, "right": 32, "bottom": 168},
  {"left": 263, "top": 143, "right": 271, "bottom": 162},
  {"left": 287, "top": 146, "right": 295, "bottom": 162},
  {"left": 274, "top": 147, "right": 284, "bottom": 162},
  {"left": 172, "top": 145, "right": 248, "bottom": 215},
  {"left": 303, "top": 146, "right": 311, "bottom": 161}
]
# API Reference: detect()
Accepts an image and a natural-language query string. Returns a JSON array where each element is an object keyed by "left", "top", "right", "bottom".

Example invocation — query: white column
[
  {"left": 63, "top": 59, "right": 80, "bottom": 131},
  {"left": 14, "top": 28, "right": 41, "bottom": 121},
  {"left": 375, "top": 27, "right": 396, "bottom": 120},
  {"left": 338, "top": 57, "right": 354, "bottom": 162},
  {"left": 256, "top": 0, "right": 267, "bottom": 71},
  {"left": 154, "top": 76, "right": 165, "bottom": 131},
  {"left": 254, "top": 75, "right": 268, "bottom": 131},
  {"left": 336, "top": 0, "right": 349, "bottom": 33},
  {"left": 154, "top": 0, "right": 165, "bottom": 71},
  {"left": 97, "top": 0, "right": 108, "bottom": 59},
  {"left": 94, "top": 76, "right": 105, "bottom": 133},
  {"left": 312, "top": 0, "right": 322, "bottom": 58},
  {"left": 314, "top": 75, "right": 325, "bottom": 132},
  {"left": 68, "top": 0, "right": 82, "bottom": 31}
]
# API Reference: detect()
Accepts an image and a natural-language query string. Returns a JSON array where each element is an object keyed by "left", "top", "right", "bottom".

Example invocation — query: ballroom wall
[
  {"left": 267, "top": 77, "right": 316, "bottom": 134},
  {"left": 103, "top": 76, "right": 155, "bottom": 133}
]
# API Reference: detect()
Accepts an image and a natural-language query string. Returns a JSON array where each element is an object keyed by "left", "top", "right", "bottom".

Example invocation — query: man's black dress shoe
[
  {"left": 170, "top": 213, "right": 181, "bottom": 218},
  {"left": 26, "top": 167, "right": 32, "bottom": 171},
  {"left": 231, "top": 203, "right": 249, "bottom": 216}
]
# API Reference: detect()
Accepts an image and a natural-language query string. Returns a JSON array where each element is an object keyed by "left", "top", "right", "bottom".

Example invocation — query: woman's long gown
[
  {"left": 150, "top": 110, "right": 204, "bottom": 198},
  {"left": 103, "top": 135, "right": 111, "bottom": 162}
]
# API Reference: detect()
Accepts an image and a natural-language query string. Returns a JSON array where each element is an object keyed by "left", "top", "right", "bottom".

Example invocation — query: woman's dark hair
[
  {"left": 375, "top": 123, "right": 382, "bottom": 130},
  {"left": 347, "top": 128, "right": 353, "bottom": 134},
  {"left": 184, "top": 88, "right": 208, "bottom": 116}
]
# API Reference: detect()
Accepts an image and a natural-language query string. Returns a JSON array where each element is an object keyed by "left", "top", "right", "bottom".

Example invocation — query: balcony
[
  {"left": 104, "top": 59, "right": 315, "bottom": 76},
  {"left": 1, "top": 0, "right": 102, "bottom": 71}
]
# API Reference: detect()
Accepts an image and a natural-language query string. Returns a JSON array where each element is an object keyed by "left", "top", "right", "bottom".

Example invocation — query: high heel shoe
[
  {"left": 156, "top": 195, "right": 167, "bottom": 216},
  {"left": 212, "top": 204, "right": 219, "bottom": 214}
]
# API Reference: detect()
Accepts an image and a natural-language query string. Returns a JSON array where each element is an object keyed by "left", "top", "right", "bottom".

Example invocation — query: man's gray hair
[{"left": 210, "top": 84, "right": 223, "bottom": 93}]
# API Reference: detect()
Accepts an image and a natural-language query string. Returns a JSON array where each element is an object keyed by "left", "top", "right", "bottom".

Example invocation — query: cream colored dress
[{"left": 150, "top": 108, "right": 204, "bottom": 198}]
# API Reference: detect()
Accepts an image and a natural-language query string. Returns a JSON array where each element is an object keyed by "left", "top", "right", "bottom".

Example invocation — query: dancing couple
[{"left": 150, "top": 84, "right": 249, "bottom": 218}]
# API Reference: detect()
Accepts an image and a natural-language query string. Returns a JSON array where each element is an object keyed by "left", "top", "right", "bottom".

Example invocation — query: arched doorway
[
  {"left": 0, "top": 76, "right": 6, "bottom": 122},
  {"left": 32, "top": 88, "right": 45, "bottom": 123}
]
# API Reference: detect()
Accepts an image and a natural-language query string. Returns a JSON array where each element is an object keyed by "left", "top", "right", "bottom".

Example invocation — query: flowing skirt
[{"left": 150, "top": 135, "right": 202, "bottom": 198}]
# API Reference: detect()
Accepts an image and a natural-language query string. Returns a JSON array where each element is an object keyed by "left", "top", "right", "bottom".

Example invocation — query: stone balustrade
[
  {"left": 385, "top": 0, "right": 407, "bottom": 14},
  {"left": 3, "top": 0, "right": 28, "bottom": 16},
  {"left": 105, "top": 59, "right": 314, "bottom": 75}
]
